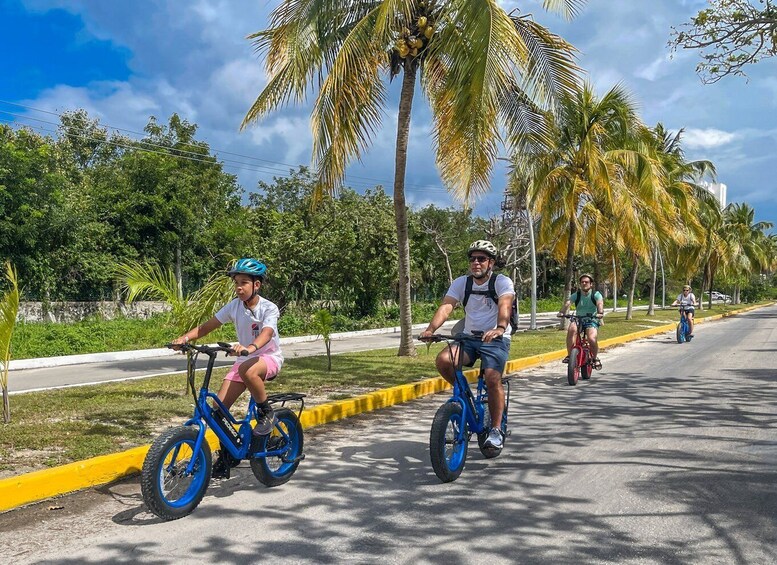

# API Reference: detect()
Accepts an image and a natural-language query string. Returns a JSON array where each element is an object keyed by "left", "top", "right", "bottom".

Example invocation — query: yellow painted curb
[{"left": 1, "top": 302, "right": 771, "bottom": 512}]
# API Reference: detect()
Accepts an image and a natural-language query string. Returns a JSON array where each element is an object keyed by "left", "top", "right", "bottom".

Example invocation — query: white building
[{"left": 702, "top": 182, "right": 727, "bottom": 207}]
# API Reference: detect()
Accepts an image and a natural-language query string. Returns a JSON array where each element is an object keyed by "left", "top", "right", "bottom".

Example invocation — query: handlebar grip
[{"left": 238, "top": 349, "right": 248, "bottom": 357}]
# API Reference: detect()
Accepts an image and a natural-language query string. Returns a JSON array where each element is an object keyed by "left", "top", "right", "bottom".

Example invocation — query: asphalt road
[
  {"left": 7, "top": 314, "right": 562, "bottom": 393},
  {"left": 2, "top": 305, "right": 775, "bottom": 564}
]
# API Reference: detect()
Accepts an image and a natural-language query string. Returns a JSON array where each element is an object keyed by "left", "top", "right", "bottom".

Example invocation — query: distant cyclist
[
  {"left": 420, "top": 240, "right": 515, "bottom": 451},
  {"left": 558, "top": 273, "right": 604, "bottom": 369},
  {"left": 671, "top": 284, "right": 698, "bottom": 337}
]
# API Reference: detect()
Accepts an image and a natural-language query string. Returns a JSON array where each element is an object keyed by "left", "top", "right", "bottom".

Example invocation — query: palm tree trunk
[
  {"left": 175, "top": 243, "right": 183, "bottom": 300},
  {"left": 2, "top": 387, "right": 9, "bottom": 423},
  {"left": 612, "top": 250, "right": 618, "bottom": 312},
  {"left": 626, "top": 253, "right": 639, "bottom": 320},
  {"left": 648, "top": 246, "right": 657, "bottom": 316},
  {"left": 708, "top": 263, "right": 716, "bottom": 310},
  {"left": 393, "top": 64, "right": 418, "bottom": 357},
  {"left": 561, "top": 217, "right": 577, "bottom": 330}
]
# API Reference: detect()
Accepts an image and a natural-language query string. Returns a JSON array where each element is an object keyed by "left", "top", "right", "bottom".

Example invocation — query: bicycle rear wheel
[
  {"left": 430, "top": 402, "right": 468, "bottom": 482},
  {"left": 250, "top": 408, "right": 304, "bottom": 487},
  {"left": 141, "top": 425, "right": 211, "bottom": 521},
  {"left": 567, "top": 348, "right": 580, "bottom": 386}
]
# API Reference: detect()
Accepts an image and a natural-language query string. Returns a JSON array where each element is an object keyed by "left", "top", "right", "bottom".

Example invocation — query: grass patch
[{"left": 0, "top": 302, "right": 757, "bottom": 475}]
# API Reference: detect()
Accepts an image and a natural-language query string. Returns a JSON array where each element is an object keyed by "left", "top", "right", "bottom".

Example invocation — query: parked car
[{"left": 704, "top": 291, "right": 730, "bottom": 302}]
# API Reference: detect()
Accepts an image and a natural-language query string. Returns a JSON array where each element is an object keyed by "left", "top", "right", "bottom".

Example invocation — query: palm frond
[
  {"left": 183, "top": 271, "right": 236, "bottom": 334},
  {"left": 311, "top": 7, "right": 388, "bottom": 198},
  {"left": 115, "top": 261, "right": 182, "bottom": 305},
  {"left": 542, "top": 0, "right": 587, "bottom": 21}
]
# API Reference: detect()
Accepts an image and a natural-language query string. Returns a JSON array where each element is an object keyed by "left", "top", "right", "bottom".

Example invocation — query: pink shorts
[{"left": 224, "top": 354, "right": 280, "bottom": 383}]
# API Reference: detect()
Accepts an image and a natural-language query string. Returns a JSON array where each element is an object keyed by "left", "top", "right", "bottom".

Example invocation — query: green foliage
[{"left": 9, "top": 314, "right": 237, "bottom": 359}]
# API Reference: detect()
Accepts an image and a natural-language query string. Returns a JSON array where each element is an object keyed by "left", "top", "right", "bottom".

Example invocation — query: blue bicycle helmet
[{"left": 227, "top": 258, "right": 267, "bottom": 279}]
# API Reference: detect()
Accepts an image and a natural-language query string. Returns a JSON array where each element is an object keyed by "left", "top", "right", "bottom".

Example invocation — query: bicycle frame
[
  {"left": 443, "top": 335, "right": 504, "bottom": 441},
  {"left": 677, "top": 307, "right": 692, "bottom": 342},
  {"left": 176, "top": 344, "right": 302, "bottom": 475},
  {"left": 568, "top": 315, "right": 593, "bottom": 366}
]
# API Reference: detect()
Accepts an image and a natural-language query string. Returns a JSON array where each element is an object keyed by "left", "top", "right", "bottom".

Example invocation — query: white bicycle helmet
[{"left": 468, "top": 240, "right": 498, "bottom": 259}]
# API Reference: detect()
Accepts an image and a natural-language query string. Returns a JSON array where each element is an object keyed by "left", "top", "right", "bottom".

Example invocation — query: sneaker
[
  {"left": 562, "top": 356, "right": 569, "bottom": 364},
  {"left": 483, "top": 427, "right": 504, "bottom": 450},
  {"left": 592, "top": 357, "right": 602, "bottom": 370},
  {"left": 253, "top": 405, "right": 275, "bottom": 436}
]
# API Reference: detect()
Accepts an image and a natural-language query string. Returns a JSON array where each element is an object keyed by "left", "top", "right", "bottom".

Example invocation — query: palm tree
[
  {"left": 242, "top": 0, "right": 583, "bottom": 355},
  {"left": 0, "top": 262, "right": 19, "bottom": 423},
  {"left": 515, "top": 82, "right": 642, "bottom": 324},
  {"left": 721, "top": 203, "right": 774, "bottom": 303},
  {"left": 644, "top": 124, "right": 717, "bottom": 314}
]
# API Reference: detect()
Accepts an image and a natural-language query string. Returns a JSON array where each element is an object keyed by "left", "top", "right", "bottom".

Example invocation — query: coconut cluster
[{"left": 394, "top": 4, "right": 435, "bottom": 59}]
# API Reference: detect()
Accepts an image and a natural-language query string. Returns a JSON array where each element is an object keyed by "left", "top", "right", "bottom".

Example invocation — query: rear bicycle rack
[{"left": 267, "top": 392, "right": 306, "bottom": 421}]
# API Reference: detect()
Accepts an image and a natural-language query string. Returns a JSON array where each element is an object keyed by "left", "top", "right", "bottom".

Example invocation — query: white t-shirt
[
  {"left": 676, "top": 293, "right": 697, "bottom": 307},
  {"left": 215, "top": 297, "right": 283, "bottom": 369},
  {"left": 446, "top": 273, "right": 515, "bottom": 339}
]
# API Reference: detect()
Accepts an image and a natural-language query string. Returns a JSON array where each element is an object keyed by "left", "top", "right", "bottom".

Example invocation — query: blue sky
[{"left": 2, "top": 0, "right": 775, "bottom": 226}]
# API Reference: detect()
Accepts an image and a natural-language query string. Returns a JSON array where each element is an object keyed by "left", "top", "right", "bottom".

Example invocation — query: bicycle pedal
[{"left": 281, "top": 453, "right": 306, "bottom": 464}]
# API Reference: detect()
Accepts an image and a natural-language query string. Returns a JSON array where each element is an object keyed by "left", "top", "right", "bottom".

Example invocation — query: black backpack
[{"left": 462, "top": 274, "right": 519, "bottom": 334}]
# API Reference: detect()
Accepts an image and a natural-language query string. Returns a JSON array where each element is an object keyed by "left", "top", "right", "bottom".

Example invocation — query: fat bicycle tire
[
  {"left": 567, "top": 348, "right": 580, "bottom": 386},
  {"left": 141, "top": 425, "right": 211, "bottom": 521},
  {"left": 430, "top": 402, "right": 468, "bottom": 482},
  {"left": 676, "top": 323, "right": 685, "bottom": 344},
  {"left": 581, "top": 349, "right": 593, "bottom": 380},
  {"left": 250, "top": 408, "right": 304, "bottom": 487}
]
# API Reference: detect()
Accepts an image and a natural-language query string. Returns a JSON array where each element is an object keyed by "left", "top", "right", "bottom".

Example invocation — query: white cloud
[
  {"left": 682, "top": 128, "right": 739, "bottom": 149},
  {"left": 636, "top": 55, "right": 673, "bottom": 82}
]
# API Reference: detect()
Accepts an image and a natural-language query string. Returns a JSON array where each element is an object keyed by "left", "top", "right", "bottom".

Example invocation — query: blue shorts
[
  {"left": 456, "top": 334, "right": 511, "bottom": 373},
  {"left": 577, "top": 318, "right": 600, "bottom": 330}
]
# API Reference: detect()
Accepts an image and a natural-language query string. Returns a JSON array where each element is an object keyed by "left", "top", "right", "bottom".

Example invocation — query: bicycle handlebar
[
  {"left": 165, "top": 342, "right": 248, "bottom": 357},
  {"left": 417, "top": 333, "right": 488, "bottom": 344},
  {"left": 557, "top": 313, "right": 601, "bottom": 319}
]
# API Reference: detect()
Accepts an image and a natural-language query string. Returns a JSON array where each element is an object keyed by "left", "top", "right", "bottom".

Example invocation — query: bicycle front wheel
[
  {"left": 676, "top": 323, "right": 685, "bottom": 344},
  {"left": 430, "top": 402, "right": 468, "bottom": 482},
  {"left": 581, "top": 349, "right": 593, "bottom": 380},
  {"left": 250, "top": 408, "right": 304, "bottom": 487},
  {"left": 141, "top": 425, "right": 211, "bottom": 521},
  {"left": 567, "top": 348, "right": 580, "bottom": 386}
]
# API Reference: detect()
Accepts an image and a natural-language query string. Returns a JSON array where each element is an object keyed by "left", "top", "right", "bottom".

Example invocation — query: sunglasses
[{"left": 469, "top": 255, "right": 491, "bottom": 263}]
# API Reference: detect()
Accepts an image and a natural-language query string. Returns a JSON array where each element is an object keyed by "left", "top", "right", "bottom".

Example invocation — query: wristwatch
[{"left": 496, "top": 325, "right": 507, "bottom": 331}]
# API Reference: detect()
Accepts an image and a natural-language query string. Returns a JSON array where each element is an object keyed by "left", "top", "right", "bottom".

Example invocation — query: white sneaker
[{"left": 483, "top": 427, "right": 504, "bottom": 450}]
